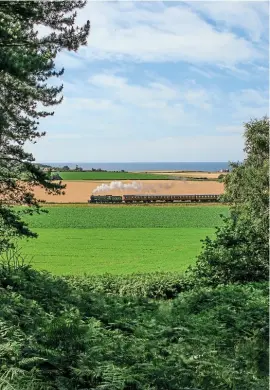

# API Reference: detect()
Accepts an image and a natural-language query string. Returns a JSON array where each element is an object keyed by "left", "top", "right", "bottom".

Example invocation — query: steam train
[{"left": 88, "top": 194, "right": 220, "bottom": 204}]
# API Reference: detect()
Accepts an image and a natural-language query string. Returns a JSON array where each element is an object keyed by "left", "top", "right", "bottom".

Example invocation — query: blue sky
[{"left": 30, "top": 1, "right": 269, "bottom": 163}]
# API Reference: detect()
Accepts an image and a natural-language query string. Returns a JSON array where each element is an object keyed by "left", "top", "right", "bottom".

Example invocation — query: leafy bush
[
  {"left": 186, "top": 212, "right": 269, "bottom": 287},
  {"left": 0, "top": 261, "right": 268, "bottom": 390},
  {"left": 218, "top": 173, "right": 225, "bottom": 182}
]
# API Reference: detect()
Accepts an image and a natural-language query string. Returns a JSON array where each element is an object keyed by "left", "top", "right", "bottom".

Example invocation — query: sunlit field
[{"left": 19, "top": 205, "right": 228, "bottom": 275}]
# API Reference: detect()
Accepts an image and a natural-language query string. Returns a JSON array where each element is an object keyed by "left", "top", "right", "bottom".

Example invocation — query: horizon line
[{"left": 37, "top": 161, "right": 232, "bottom": 164}]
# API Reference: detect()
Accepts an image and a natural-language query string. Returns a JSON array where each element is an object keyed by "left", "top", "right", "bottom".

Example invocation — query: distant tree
[
  {"left": 0, "top": 1, "right": 90, "bottom": 251},
  {"left": 51, "top": 174, "right": 62, "bottom": 181},
  {"left": 62, "top": 165, "right": 70, "bottom": 171},
  {"left": 39, "top": 164, "right": 52, "bottom": 169},
  {"left": 188, "top": 116, "right": 269, "bottom": 286},
  {"left": 217, "top": 174, "right": 225, "bottom": 182}
]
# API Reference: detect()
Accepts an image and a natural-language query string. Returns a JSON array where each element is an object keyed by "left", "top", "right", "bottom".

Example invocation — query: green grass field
[
  {"left": 56, "top": 171, "right": 170, "bottom": 180},
  {"left": 19, "top": 206, "right": 228, "bottom": 275},
  {"left": 20, "top": 205, "right": 227, "bottom": 228}
]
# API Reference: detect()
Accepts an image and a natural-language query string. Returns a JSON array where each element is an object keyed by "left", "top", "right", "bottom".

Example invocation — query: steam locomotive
[{"left": 88, "top": 194, "right": 220, "bottom": 204}]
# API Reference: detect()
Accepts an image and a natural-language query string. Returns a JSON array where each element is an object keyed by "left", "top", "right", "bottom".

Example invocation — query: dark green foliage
[
  {"left": 217, "top": 173, "right": 225, "bottom": 182},
  {"left": 170, "top": 283, "right": 269, "bottom": 389},
  {"left": 187, "top": 117, "right": 269, "bottom": 286},
  {"left": 0, "top": 261, "right": 268, "bottom": 389},
  {"left": 65, "top": 272, "right": 188, "bottom": 299},
  {"left": 187, "top": 212, "right": 269, "bottom": 287},
  {"left": 0, "top": 1, "right": 90, "bottom": 251}
]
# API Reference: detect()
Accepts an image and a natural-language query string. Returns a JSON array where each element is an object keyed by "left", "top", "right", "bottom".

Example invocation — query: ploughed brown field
[
  {"left": 33, "top": 180, "right": 224, "bottom": 203},
  {"left": 139, "top": 171, "right": 228, "bottom": 179}
]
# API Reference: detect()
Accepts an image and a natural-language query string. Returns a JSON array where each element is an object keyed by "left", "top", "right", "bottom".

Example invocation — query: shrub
[
  {"left": 0, "top": 259, "right": 268, "bottom": 390},
  {"left": 186, "top": 213, "right": 269, "bottom": 287}
]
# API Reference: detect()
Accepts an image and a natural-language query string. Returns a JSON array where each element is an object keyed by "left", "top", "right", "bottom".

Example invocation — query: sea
[{"left": 42, "top": 162, "right": 230, "bottom": 172}]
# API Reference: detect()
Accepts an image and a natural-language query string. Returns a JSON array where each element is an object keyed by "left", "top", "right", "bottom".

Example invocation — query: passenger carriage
[{"left": 89, "top": 194, "right": 220, "bottom": 204}]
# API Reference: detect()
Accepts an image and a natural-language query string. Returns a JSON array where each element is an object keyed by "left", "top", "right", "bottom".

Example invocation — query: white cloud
[
  {"left": 189, "top": 66, "right": 217, "bottom": 79},
  {"left": 46, "top": 133, "right": 82, "bottom": 140},
  {"left": 231, "top": 88, "right": 268, "bottom": 106},
  {"left": 89, "top": 74, "right": 126, "bottom": 89},
  {"left": 185, "top": 89, "right": 212, "bottom": 110},
  {"left": 56, "top": 52, "right": 86, "bottom": 70},
  {"left": 88, "top": 72, "right": 213, "bottom": 112},
  {"left": 33, "top": 70, "right": 267, "bottom": 162},
  {"left": 64, "top": 97, "right": 119, "bottom": 111},
  {"left": 75, "top": 2, "right": 262, "bottom": 66},
  {"left": 229, "top": 88, "right": 269, "bottom": 119},
  {"left": 190, "top": 1, "right": 269, "bottom": 43},
  {"left": 216, "top": 125, "right": 244, "bottom": 134}
]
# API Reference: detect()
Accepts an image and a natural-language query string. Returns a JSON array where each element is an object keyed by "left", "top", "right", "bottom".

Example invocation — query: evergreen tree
[{"left": 0, "top": 1, "right": 90, "bottom": 251}]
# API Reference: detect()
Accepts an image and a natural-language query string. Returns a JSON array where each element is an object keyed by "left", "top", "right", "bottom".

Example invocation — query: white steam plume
[
  {"left": 92, "top": 181, "right": 143, "bottom": 194},
  {"left": 92, "top": 181, "right": 174, "bottom": 195}
]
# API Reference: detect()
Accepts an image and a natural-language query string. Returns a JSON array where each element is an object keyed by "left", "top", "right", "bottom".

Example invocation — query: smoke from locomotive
[
  {"left": 92, "top": 181, "right": 143, "bottom": 194},
  {"left": 92, "top": 181, "right": 174, "bottom": 195}
]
